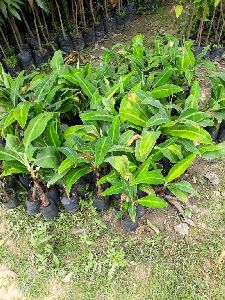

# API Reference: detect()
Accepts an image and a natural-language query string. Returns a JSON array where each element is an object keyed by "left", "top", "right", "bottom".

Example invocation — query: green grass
[{"left": 0, "top": 176, "right": 224, "bottom": 300}]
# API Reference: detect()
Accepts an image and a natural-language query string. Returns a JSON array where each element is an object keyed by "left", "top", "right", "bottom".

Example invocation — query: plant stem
[
  {"left": 21, "top": 10, "right": 34, "bottom": 37},
  {"left": 104, "top": 0, "right": 109, "bottom": 18},
  {"left": 32, "top": 6, "right": 42, "bottom": 51},
  {"left": 90, "top": 0, "right": 96, "bottom": 24},
  {"left": 0, "top": 44, "right": 7, "bottom": 59},
  {"left": 217, "top": 2, "right": 225, "bottom": 45},
  {"left": 187, "top": 4, "right": 195, "bottom": 39},
  {"left": 41, "top": 9, "right": 50, "bottom": 39},
  {"left": 35, "top": 6, "right": 49, "bottom": 44},
  {"left": 74, "top": 0, "right": 79, "bottom": 35},
  {"left": 55, "top": 0, "right": 66, "bottom": 38},
  {"left": 8, "top": 17, "right": 22, "bottom": 51},
  {"left": 206, "top": 7, "right": 216, "bottom": 45},
  {"left": 0, "top": 27, "right": 10, "bottom": 48}
]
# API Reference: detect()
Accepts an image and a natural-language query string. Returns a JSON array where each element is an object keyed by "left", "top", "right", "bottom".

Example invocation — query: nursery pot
[
  {"left": 19, "top": 175, "right": 32, "bottom": 190},
  {"left": 28, "top": 37, "right": 39, "bottom": 50},
  {"left": 47, "top": 186, "right": 61, "bottom": 206},
  {"left": 115, "top": 14, "right": 126, "bottom": 31},
  {"left": 93, "top": 196, "right": 110, "bottom": 211},
  {"left": 217, "top": 121, "right": 225, "bottom": 141},
  {"left": 26, "top": 199, "right": 40, "bottom": 216},
  {"left": 83, "top": 172, "right": 96, "bottom": 185},
  {"left": 71, "top": 32, "right": 85, "bottom": 51},
  {"left": 121, "top": 218, "right": 138, "bottom": 232},
  {"left": 210, "top": 47, "right": 225, "bottom": 62},
  {"left": 125, "top": 3, "right": 136, "bottom": 23},
  {"left": 3, "top": 62, "right": 21, "bottom": 78},
  {"left": 4, "top": 194, "right": 20, "bottom": 210},
  {"left": 103, "top": 16, "right": 117, "bottom": 34},
  {"left": 82, "top": 27, "right": 96, "bottom": 47},
  {"left": 58, "top": 35, "right": 74, "bottom": 54},
  {"left": 17, "top": 50, "right": 34, "bottom": 72},
  {"left": 205, "top": 126, "right": 218, "bottom": 141},
  {"left": 33, "top": 48, "right": 51, "bottom": 68},
  {"left": 95, "top": 20, "right": 105, "bottom": 41},
  {"left": 40, "top": 201, "right": 59, "bottom": 220},
  {"left": 61, "top": 194, "right": 80, "bottom": 212}
]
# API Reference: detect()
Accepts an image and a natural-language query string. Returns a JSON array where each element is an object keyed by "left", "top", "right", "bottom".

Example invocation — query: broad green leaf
[
  {"left": 46, "top": 121, "right": 61, "bottom": 147},
  {"left": 47, "top": 168, "right": 69, "bottom": 186},
  {"left": 10, "top": 71, "right": 25, "bottom": 106},
  {"left": 80, "top": 110, "right": 114, "bottom": 122},
  {"left": 34, "top": 147, "right": 59, "bottom": 169},
  {"left": 72, "top": 72, "right": 97, "bottom": 99},
  {"left": 119, "top": 93, "right": 150, "bottom": 127},
  {"left": 2, "top": 161, "right": 28, "bottom": 176},
  {"left": 168, "top": 181, "right": 197, "bottom": 202},
  {"left": 146, "top": 113, "right": 169, "bottom": 127},
  {"left": 58, "top": 158, "right": 75, "bottom": 174},
  {"left": 95, "top": 136, "right": 112, "bottom": 167},
  {"left": 175, "top": 5, "right": 183, "bottom": 18},
  {"left": 119, "top": 130, "right": 136, "bottom": 146},
  {"left": 0, "top": 146, "right": 20, "bottom": 161},
  {"left": 132, "top": 170, "right": 164, "bottom": 185},
  {"left": 164, "top": 124, "right": 212, "bottom": 144},
  {"left": 59, "top": 147, "right": 78, "bottom": 163},
  {"left": 135, "top": 131, "right": 161, "bottom": 161},
  {"left": 66, "top": 166, "right": 91, "bottom": 193},
  {"left": 180, "top": 108, "right": 210, "bottom": 123},
  {"left": 13, "top": 102, "right": 31, "bottom": 128},
  {"left": 110, "top": 145, "right": 134, "bottom": 153},
  {"left": 137, "top": 195, "right": 168, "bottom": 208},
  {"left": 198, "top": 142, "right": 225, "bottom": 158},
  {"left": 23, "top": 112, "right": 53, "bottom": 150},
  {"left": 101, "top": 182, "right": 123, "bottom": 196},
  {"left": 105, "top": 155, "right": 129, "bottom": 178},
  {"left": 4, "top": 111, "right": 15, "bottom": 129},
  {"left": 150, "top": 84, "right": 183, "bottom": 99},
  {"left": 50, "top": 50, "right": 64, "bottom": 71},
  {"left": 185, "top": 81, "right": 201, "bottom": 110},
  {"left": 152, "top": 68, "right": 174, "bottom": 88},
  {"left": 64, "top": 125, "right": 99, "bottom": 141},
  {"left": 97, "top": 170, "right": 118, "bottom": 185},
  {"left": 108, "top": 115, "right": 120, "bottom": 144},
  {"left": 166, "top": 153, "right": 197, "bottom": 183}
]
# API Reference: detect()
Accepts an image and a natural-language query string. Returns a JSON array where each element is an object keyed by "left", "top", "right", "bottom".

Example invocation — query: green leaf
[
  {"left": 4, "top": 111, "right": 15, "bottom": 129},
  {"left": 168, "top": 181, "right": 197, "bottom": 202},
  {"left": 132, "top": 170, "right": 164, "bottom": 185},
  {"left": 46, "top": 121, "right": 61, "bottom": 147},
  {"left": 119, "top": 94, "right": 150, "bottom": 127},
  {"left": 2, "top": 160, "right": 28, "bottom": 176},
  {"left": 0, "top": 146, "right": 20, "bottom": 161},
  {"left": 80, "top": 110, "right": 114, "bottom": 122},
  {"left": 34, "top": 147, "right": 59, "bottom": 169},
  {"left": 24, "top": 112, "right": 53, "bottom": 150},
  {"left": 135, "top": 131, "right": 161, "bottom": 162},
  {"left": 108, "top": 115, "right": 120, "bottom": 144},
  {"left": 95, "top": 136, "right": 112, "bottom": 167},
  {"left": 101, "top": 182, "right": 123, "bottom": 196},
  {"left": 164, "top": 124, "right": 212, "bottom": 144},
  {"left": 97, "top": 170, "right": 118, "bottom": 185},
  {"left": 10, "top": 71, "right": 25, "bottom": 106},
  {"left": 175, "top": 5, "right": 183, "bottom": 18},
  {"left": 198, "top": 142, "right": 225, "bottom": 159},
  {"left": 119, "top": 130, "right": 136, "bottom": 146},
  {"left": 180, "top": 108, "right": 210, "bottom": 123},
  {"left": 58, "top": 158, "right": 75, "bottom": 174},
  {"left": 146, "top": 113, "right": 169, "bottom": 127},
  {"left": 66, "top": 166, "right": 91, "bottom": 193},
  {"left": 59, "top": 147, "right": 78, "bottom": 163},
  {"left": 150, "top": 84, "right": 183, "bottom": 99},
  {"left": 72, "top": 72, "right": 97, "bottom": 99},
  {"left": 185, "top": 81, "right": 201, "bottom": 110},
  {"left": 152, "top": 68, "right": 174, "bottom": 88},
  {"left": 166, "top": 153, "right": 197, "bottom": 183},
  {"left": 64, "top": 125, "right": 99, "bottom": 141},
  {"left": 137, "top": 195, "right": 168, "bottom": 208},
  {"left": 50, "top": 50, "right": 64, "bottom": 71},
  {"left": 105, "top": 155, "right": 129, "bottom": 179},
  {"left": 47, "top": 169, "right": 69, "bottom": 186},
  {"left": 13, "top": 102, "right": 31, "bottom": 128}
]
